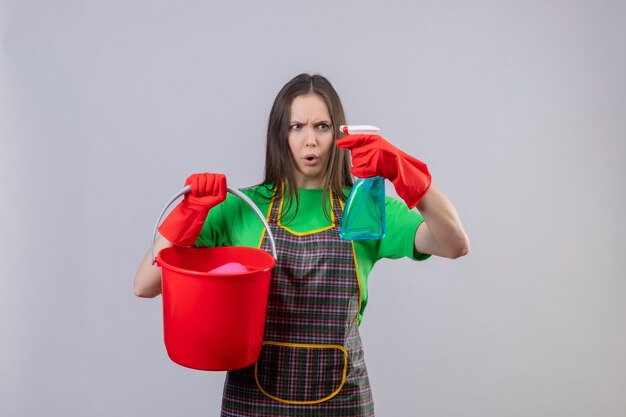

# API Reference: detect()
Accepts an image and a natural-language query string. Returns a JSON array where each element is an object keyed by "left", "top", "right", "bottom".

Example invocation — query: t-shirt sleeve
[
  {"left": 194, "top": 186, "right": 271, "bottom": 249},
  {"left": 194, "top": 194, "right": 237, "bottom": 248},
  {"left": 376, "top": 196, "right": 431, "bottom": 261}
]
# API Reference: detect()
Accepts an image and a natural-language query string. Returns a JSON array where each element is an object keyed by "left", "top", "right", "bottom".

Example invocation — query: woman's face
[{"left": 287, "top": 94, "right": 334, "bottom": 189}]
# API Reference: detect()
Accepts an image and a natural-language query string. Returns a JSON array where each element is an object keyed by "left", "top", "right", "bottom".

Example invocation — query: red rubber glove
[
  {"left": 337, "top": 134, "right": 432, "bottom": 209},
  {"left": 158, "top": 173, "right": 227, "bottom": 246}
]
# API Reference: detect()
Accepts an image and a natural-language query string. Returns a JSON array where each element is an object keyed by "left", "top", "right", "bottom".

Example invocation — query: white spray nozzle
[{"left": 340, "top": 125, "right": 381, "bottom": 135}]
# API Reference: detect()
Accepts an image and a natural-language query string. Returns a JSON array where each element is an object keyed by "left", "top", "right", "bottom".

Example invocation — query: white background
[{"left": 1, "top": 1, "right": 625, "bottom": 416}]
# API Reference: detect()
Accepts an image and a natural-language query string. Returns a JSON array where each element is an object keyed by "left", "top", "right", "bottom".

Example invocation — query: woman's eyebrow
[
  {"left": 289, "top": 119, "right": 331, "bottom": 125},
  {"left": 310, "top": 120, "right": 331, "bottom": 125}
]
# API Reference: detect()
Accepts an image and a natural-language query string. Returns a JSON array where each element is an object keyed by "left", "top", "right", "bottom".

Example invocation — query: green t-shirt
[{"left": 196, "top": 184, "right": 430, "bottom": 324}]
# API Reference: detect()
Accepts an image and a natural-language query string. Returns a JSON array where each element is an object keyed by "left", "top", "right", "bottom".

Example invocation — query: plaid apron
[{"left": 220, "top": 188, "right": 375, "bottom": 416}]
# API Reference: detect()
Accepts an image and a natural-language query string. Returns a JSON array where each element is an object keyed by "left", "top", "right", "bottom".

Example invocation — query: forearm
[
  {"left": 134, "top": 236, "right": 172, "bottom": 297},
  {"left": 414, "top": 184, "right": 470, "bottom": 259}
]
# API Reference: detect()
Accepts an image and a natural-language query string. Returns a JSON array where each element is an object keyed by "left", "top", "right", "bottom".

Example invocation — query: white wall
[{"left": 1, "top": 1, "right": 625, "bottom": 416}]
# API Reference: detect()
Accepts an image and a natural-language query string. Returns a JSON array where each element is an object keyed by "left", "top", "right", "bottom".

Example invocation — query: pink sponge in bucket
[{"left": 208, "top": 262, "right": 249, "bottom": 274}]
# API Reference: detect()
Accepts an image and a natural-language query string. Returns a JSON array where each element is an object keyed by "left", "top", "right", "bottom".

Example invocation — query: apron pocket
[{"left": 254, "top": 341, "right": 348, "bottom": 404}]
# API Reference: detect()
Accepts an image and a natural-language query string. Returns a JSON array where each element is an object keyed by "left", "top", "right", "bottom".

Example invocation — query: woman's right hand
[
  {"left": 158, "top": 173, "right": 227, "bottom": 246},
  {"left": 183, "top": 172, "right": 227, "bottom": 208}
]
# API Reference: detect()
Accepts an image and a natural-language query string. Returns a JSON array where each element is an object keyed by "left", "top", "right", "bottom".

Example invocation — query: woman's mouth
[{"left": 303, "top": 154, "right": 319, "bottom": 166}]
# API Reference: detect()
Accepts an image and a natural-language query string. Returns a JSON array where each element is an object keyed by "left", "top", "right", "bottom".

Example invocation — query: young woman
[{"left": 135, "top": 73, "right": 469, "bottom": 416}]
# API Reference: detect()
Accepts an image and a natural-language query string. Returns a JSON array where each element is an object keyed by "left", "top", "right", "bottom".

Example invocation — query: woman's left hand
[{"left": 336, "top": 134, "right": 432, "bottom": 208}]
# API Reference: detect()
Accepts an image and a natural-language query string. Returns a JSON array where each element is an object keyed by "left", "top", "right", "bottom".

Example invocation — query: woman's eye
[
  {"left": 317, "top": 124, "right": 329, "bottom": 130},
  {"left": 290, "top": 124, "right": 302, "bottom": 130}
]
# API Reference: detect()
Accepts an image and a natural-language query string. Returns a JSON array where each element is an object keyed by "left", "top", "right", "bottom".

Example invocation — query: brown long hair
[{"left": 261, "top": 73, "right": 353, "bottom": 222}]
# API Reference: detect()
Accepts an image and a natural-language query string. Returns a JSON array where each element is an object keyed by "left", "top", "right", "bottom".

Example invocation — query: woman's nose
[{"left": 304, "top": 127, "right": 317, "bottom": 146}]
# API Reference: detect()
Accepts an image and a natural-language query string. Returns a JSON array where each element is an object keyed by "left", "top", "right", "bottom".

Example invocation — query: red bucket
[{"left": 152, "top": 186, "right": 277, "bottom": 371}]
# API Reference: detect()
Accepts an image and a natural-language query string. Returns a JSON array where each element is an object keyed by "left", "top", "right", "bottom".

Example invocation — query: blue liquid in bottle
[{"left": 340, "top": 176, "right": 386, "bottom": 240}]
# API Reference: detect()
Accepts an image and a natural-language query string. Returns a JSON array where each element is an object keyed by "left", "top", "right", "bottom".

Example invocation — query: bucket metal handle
[{"left": 151, "top": 185, "right": 277, "bottom": 265}]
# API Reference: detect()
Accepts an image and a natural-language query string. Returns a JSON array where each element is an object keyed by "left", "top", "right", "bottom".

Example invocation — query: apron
[{"left": 220, "top": 187, "right": 375, "bottom": 417}]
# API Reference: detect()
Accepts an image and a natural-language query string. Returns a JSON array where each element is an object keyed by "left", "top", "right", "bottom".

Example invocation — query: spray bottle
[{"left": 339, "top": 125, "right": 386, "bottom": 240}]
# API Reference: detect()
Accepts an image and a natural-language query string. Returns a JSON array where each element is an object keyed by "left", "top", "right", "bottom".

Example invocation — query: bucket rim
[{"left": 155, "top": 246, "right": 276, "bottom": 278}]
